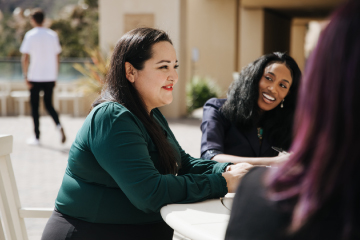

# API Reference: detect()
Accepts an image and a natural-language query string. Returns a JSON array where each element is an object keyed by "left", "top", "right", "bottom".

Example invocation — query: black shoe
[{"left": 60, "top": 127, "right": 66, "bottom": 144}]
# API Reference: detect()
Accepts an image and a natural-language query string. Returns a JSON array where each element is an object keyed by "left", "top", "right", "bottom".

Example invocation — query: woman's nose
[
  {"left": 169, "top": 69, "right": 179, "bottom": 83},
  {"left": 267, "top": 84, "right": 277, "bottom": 94}
]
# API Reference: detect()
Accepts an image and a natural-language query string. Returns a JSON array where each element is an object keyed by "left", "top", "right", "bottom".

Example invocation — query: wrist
[
  {"left": 256, "top": 157, "right": 273, "bottom": 166},
  {"left": 222, "top": 171, "right": 230, "bottom": 184}
]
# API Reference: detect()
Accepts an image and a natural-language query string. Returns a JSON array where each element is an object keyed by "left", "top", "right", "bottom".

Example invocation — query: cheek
[
  {"left": 258, "top": 79, "right": 267, "bottom": 90},
  {"left": 279, "top": 89, "right": 290, "bottom": 99}
]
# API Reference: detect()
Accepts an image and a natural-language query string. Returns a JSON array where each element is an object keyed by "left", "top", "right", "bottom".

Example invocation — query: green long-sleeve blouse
[{"left": 55, "top": 102, "right": 230, "bottom": 224}]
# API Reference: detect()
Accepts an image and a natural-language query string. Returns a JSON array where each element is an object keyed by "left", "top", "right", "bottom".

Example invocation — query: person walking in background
[
  {"left": 20, "top": 8, "right": 66, "bottom": 145},
  {"left": 225, "top": 0, "right": 360, "bottom": 239}
]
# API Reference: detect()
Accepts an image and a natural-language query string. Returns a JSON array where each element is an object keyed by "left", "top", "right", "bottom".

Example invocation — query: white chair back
[{"left": 0, "top": 135, "right": 52, "bottom": 240}]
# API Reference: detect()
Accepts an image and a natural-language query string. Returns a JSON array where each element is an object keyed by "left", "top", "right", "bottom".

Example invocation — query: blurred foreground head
[{"left": 269, "top": 0, "right": 360, "bottom": 237}]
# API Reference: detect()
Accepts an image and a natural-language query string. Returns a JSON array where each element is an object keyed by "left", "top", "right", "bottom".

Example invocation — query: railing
[{"left": 0, "top": 57, "right": 91, "bottom": 82}]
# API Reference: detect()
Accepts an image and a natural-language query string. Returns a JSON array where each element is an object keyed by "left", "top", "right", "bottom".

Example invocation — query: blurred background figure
[
  {"left": 20, "top": 8, "right": 66, "bottom": 145},
  {"left": 226, "top": 0, "right": 360, "bottom": 239},
  {"left": 200, "top": 52, "right": 301, "bottom": 166}
]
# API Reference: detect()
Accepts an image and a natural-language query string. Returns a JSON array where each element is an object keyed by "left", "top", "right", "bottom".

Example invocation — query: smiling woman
[
  {"left": 125, "top": 41, "right": 179, "bottom": 112},
  {"left": 200, "top": 52, "right": 301, "bottom": 166},
  {"left": 40, "top": 27, "right": 253, "bottom": 240},
  {"left": 257, "top": 63, "right": 293, "bottom": 112}
]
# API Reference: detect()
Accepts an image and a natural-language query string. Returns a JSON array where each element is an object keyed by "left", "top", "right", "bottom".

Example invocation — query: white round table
[{"left": 161, "top": 193, "right": 234, "bottom": 240}]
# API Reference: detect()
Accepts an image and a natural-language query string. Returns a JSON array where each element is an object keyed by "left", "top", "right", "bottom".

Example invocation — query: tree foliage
[
  {"left": 50, "top": 4, "right": 98, "bottom": 58},
  {"left": 0, "top": 1, "right": 98, "bottom": 58}
]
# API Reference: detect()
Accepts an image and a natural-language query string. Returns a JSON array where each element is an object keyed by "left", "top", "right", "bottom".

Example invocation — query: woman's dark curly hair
[{"left": 221, "top": 52, "right": 301, "bottom": 150}]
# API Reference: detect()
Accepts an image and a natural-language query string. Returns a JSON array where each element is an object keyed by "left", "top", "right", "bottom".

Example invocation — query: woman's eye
[
  {"left": 265, "top": 76, "right": 272, "bottom": 81},
  {"left": 174, "top": 65, "right": 179, "bottom": 69},
  {"left": 280, "top": 83, "right": 287, "bottom": 89},
  {"left": 159, "top": 65, "right": 168, "bottom": 69}
]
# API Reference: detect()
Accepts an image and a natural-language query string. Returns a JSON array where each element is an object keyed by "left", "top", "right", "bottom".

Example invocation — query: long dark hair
[
  {"left": 92, "top": 27, "right": 178, "bottom": 175},
  {"left": 221, "top": 52, "right": 301, "bottom": 150},
  {"left": 268, "top": 0, "right": 360, "bottom": 238}
]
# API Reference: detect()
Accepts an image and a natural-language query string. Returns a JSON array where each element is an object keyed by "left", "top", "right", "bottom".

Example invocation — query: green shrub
[
  {"left": 73, "top": 48, "right": 109, "bottom": 95},
  {"left": 186, "top": 76, "right": 222, "bottom": 113}
]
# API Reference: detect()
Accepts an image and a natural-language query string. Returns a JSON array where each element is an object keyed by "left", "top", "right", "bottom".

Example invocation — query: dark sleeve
[
  {"left": 91, "top": 104, "right": 229, "bottom": 214},
  {"left": 153, "top": 108, "right": 232, "bottom": 175},
  {"left": 225, "top": 167, "right": 291, "bottom": 240},
  {"left": 168, "top": 129, "right": 231, "bottom": 176},
  {"left": 202, "top": 149, "right": 224, "bottom": 160},
  {"left": 200, "top": 98, "right": 229, "bottom": 158}
]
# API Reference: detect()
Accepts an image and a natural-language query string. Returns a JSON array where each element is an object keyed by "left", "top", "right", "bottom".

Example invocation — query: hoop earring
[{"left": 281, "top": 99, "right": 285, "bottom": 108}]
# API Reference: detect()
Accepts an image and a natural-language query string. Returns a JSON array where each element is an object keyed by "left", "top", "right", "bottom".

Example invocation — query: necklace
[{"left": 257, "top": 127, "right": 263, "bottom": 140}]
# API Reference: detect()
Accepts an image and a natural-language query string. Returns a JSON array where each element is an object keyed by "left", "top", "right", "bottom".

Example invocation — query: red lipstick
[{"left": 162, "top": 84, "right": 173, "bottom": 91}]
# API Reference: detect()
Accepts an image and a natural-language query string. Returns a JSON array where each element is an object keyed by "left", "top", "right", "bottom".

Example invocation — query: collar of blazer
[{"left": 242, "top": 126, "right": 271, "bottom": 157}]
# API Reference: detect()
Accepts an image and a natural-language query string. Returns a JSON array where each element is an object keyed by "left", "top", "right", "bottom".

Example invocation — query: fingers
[
  {"left": 240, "top": 162, "right": 253, "bottom": 168},
  {"left": 233, "top": 162, "right": 253, "bottom": 171}
]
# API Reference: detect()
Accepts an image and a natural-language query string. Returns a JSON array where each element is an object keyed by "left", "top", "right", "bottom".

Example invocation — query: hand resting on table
[{"left": 222, "top": 163, "right": 253, "bottom": 193}]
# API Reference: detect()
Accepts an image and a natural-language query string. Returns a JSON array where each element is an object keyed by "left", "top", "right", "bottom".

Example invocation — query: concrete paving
[{"left": 0, "top": 114, "right": 203, "bottom": 240}]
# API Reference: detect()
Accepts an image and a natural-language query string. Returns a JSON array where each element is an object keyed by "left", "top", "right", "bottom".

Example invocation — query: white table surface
[{"left": 161, "top": 193, "right": 234, "bottom": 240}]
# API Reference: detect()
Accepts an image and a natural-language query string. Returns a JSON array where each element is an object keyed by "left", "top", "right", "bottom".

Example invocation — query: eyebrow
[
  {"left": 156, "top": 60, "right": 178, "bottom": 64},
  {"left": 266, "top": 71, "right": 291, "bottom": 84}
]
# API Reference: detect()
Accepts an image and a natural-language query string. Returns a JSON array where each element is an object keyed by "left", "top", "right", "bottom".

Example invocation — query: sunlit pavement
[{"left": 0, "top": 114, "right": 202, "bottom": 240}]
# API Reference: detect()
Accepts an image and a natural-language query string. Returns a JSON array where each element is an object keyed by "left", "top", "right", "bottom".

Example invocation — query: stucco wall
[
  {"left": 99, "top": 0, "right": 180, "bottom": 53},
  {"left": 187, "top": 0, "right": 237, "bottom": 97},
  {"left": 239, "top": 8, "right": 264, "bottom": 69},
  {"left": 99, "top": 0, "right": 186, "bottom": 118}
]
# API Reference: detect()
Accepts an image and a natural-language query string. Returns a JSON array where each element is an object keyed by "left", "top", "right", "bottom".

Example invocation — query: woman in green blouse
[{"left": 41, "top": 27, "right": 252, "bottom": 240}]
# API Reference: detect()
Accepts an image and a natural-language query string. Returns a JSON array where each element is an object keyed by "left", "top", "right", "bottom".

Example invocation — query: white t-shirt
[{"left": 20, "top": 27, "right": 62, "bottom": 82}]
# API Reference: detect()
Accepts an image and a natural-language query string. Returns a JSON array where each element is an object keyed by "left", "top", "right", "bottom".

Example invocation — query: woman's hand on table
[
  {"left": 222, "top": 163, "right": 253, "bottom": 193},
  {"left": 270, "top": 151, "right": 292, "bottom": 166}
]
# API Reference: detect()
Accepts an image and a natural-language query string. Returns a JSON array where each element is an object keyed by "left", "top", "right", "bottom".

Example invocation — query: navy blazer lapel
[
  {"left": 242, "top": 126, "right": 261, "bottom": 157},
  {"left": 260, "top": 131, "right": 271, "bottom": 156}
]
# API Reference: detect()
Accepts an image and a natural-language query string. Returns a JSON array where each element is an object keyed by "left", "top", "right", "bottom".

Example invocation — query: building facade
[{"left": 99, "top": 0, "right": 343, "bottom": 118}]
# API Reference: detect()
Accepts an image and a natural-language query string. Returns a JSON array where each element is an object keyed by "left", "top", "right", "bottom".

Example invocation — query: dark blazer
[
  {"left": 225, "top": 167, "right": 355, "bottom": 240},
  {"left": 200, "top": 98, "right": 277, "bottom": 158}
]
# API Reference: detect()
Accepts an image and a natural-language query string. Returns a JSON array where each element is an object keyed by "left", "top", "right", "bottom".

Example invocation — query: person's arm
[
  {"left": 200, "top": 98, "right": 227, "bottom": 159},
  {"left": 168, "top": 128, "right": 254, "bottom": 193},
  {"left": 222, "top": 162, "right": 253, "bottom": 192},
  {"left": 90, "top": 104, "right": 229, "bottom": 213},
  {"left": 212, "top": 153, "right": 290, "bottom": 166},
  {"left": 21, "top": 54, "right": 32, "bottom": 89},
  {"left": 53, "top": 30, "right": 62, "bottom": 87},
  {"left": 154, "top": 108, "right": 254, "bottom": 193},
  {"left": 55, "top": 54, "right": 60, "bottom": 87}
]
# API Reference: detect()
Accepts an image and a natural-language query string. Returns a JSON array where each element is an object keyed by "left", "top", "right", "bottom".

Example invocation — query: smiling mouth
[
  {"left": 262, "top": 93, "right": 275, "bottom": 102},
  {"left": 162, "top": 86, "right": 173, "bottom": 91}
]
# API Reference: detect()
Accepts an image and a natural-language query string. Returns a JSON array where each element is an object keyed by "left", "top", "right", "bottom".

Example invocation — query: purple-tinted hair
[{"left": 267, "top": 0, "right": 360, "bottom": 238}]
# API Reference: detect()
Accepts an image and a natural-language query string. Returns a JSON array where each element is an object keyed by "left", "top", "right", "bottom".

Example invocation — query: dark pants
[
  {"left": 29, "top": 81, "right": 60, "bottom": 139},
  {"left": 41, "top": 209, "right": 174, "bottom": 240}
]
